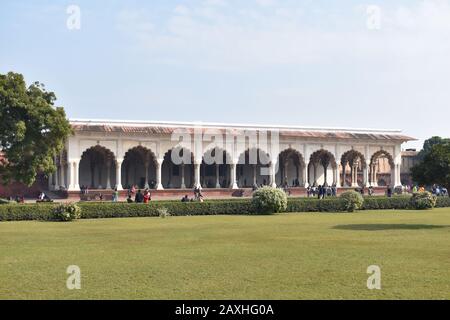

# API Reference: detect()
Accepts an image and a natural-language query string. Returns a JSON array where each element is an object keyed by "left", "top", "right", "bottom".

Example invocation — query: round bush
[
  {"left": 252, "top": 187, "right": 288, "bottom": 214},
  {"left": 52, "top": 203, "right": 81, "bottom": 221},
  {"left": 340, "top": 191, "right": 364, "bottom": 212},
  {"left": 410, "top": 192, "right": 436, "bottom": 210}
]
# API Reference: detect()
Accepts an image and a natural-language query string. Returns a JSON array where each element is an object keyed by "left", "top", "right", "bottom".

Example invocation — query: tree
[
  {"left": 0, "top": 72, "right": 72, "bottom": 186},
  {"left": 411, "top": 143, "right": 450, "bottom": 189},
  {"left": 418, "top": 136, "right": 450, "bottom": 160}
]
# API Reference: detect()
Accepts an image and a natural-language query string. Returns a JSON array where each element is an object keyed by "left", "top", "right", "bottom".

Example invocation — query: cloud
[{"left": 115, "top": 0, "right": 450, "bottom": 72}]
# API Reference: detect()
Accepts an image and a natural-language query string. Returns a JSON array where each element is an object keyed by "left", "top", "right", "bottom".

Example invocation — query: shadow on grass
[{"left": 333, "top": 224, "right": 450, "bottom": 231}]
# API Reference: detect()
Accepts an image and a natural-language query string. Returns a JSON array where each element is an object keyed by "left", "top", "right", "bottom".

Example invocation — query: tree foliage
[
  {"left": 0, "top": 72, "right": 72, "bottom": 186},
  {"left": 411, "top": 141, "right": 450, "bottom": 189},
  {"left": 418, "top": 136, "right": 450, "bottom": 160}
]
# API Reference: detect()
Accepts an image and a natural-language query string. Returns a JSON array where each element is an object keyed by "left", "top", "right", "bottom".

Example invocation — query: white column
[
  {"left": 215, "top": 164, "right": 221, "bottom": 188},
  {"left": 194, "top": 162, "right": 201, "bottom": 189},
  {"left": 363, "top": 167, "right": 369, "bottom": 187},
  {"left": 342, "top": 163, "right": 347, "bottom": 187},
  {"left": 73, "top": 160, "right": 80, "bottom": 191},
  {"left": 303, "top": 163, "right": 309, "bottom": 188},
  {"left": 335, "top": 165, "right": 341, "bottom": 188},
  {"left": 106, "top": 162, "right": 112, "bottom": 189},
  {"left": 270, "top": 163, "right": 277, "bottom": 188},
  {"left": 54, "top": 167, "right": 60, "bottom": 190},
  {"left": 351, "top": 165, "right": 359, "bottom": 187},
  {"left": 156, "top": 159, "right": 164, "bottom": 190},
  {"left": 48, "top": 173, "right": 53, "bottom": 191},
  {"left": 313, "top": 163, "right": 318, "bottom": 186},
  {"left": 230, "top": 162, "right": 238, "bottom": 189},
  {"left": 252, "top": 164, "right": 257, "bottom": 187},
  {"left": 180, "top": 164, "right": 186, "bottom": 189},
  {"left": 393, "top": 164, "right": 402, "bottom": 187},
  {"left": 66, "top": 160, "right": 80, "bottom": 191},
  {"left": 116, "top": 159, "right": 123, "bottom": 191},
  {"left": 66, "top": 162, "right": 73, "bottom": 190},
  {"left": 59, "top": 165, "right": 65, "bottom": 189},
  {"left": 144, "top": 161, "right": 150, "bottom": 189}
]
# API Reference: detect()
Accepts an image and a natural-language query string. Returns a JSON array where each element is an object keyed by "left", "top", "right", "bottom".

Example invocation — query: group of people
[
  {"left": 37, "top": 192, "right": 52, "bottom": 203},
  {"left": 306, "top": 185, "right": 338, "bottom": 199},
  {"left": 429, "top": 185, "right": 448, "bottom": 197},
  {"left": 126, "top": 188, "right": 152, "bottom": 203}
]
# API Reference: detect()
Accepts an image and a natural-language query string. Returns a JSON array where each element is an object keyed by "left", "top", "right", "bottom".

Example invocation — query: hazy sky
[{"left": 2, "top": 0, "right": 450, "bottom": 150}]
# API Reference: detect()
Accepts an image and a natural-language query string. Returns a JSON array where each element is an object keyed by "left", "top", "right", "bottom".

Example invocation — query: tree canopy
[
  {"left": 0, "top": 72, "right": 72, "bottom": 186},
  {"left": 411, "top": 137, "right": 450, "bottom": 189}
]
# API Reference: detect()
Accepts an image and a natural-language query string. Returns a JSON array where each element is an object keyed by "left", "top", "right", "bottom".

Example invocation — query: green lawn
[{"left": 0, "top": 209, "right": 449, "bottom": 300}]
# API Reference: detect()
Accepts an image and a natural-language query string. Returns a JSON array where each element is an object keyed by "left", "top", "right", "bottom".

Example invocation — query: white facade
[{"left": 50, "top": 119, "right": 414, "bottom": 192}]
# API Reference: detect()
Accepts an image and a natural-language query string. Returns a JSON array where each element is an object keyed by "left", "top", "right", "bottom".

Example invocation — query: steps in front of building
[{"left": 65, "top": 186, "right": 389, "bottom": 201}]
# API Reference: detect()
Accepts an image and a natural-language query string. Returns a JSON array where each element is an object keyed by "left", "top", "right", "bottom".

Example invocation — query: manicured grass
[{"left": 0, "top": 209, "right": 449, "bottom": 300}]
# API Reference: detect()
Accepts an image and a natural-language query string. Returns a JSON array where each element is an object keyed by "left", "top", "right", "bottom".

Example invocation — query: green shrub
[
  {"left": 52, "top": 203, "right": 82, "bottom": 221},
  {"left": 340, "top": 191, "right": 364, "bottom": 212},
  {"left": 0, "top": 204, "right": 55, "bottom": 221},
  {"left": 436, "top": 196, "right": 450, "bottom": 208},
  {"left": 362, "top": 196, "right": 411, "bottom": 210},
  {"left": 157, "top": 207, "right": 171, "bottom": 219},
  {"left": 252, "top": 187, "right": 288, "bottom": 214},
  {"left": 410, "top": 192, "right": 437, "bottom": 210},
  {"left": 287, "top": 198, "right": 347, "bottom": 213}
]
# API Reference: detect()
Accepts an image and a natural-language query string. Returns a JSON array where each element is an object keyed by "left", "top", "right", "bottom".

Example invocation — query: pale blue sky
[{"left": 2, "top": 0, "right": 450, "bottom": 149}]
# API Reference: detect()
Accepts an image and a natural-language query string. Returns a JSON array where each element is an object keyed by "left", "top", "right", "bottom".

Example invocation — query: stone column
[
  {"left": 66, "top": 162, "right": 73, "bottom": 190},
  {"left": 252, "top": 164, "right": 257, "bottom": 187},
  {"left": 59, "top": 165, "right": 65, "bottom": 189},
  {"left": 54, "top": 166, "right": 60, "bottom": 190},
  {"left": 342, "top": 163, "right": 347, "bottom": 187},
  {"left": 73, "top": 160, "right": 80, "bottom": 191},
  {"left": 48, "top": 173, "right": 53, "bottom": 191},
  {"left": 230, "top": 162, "right": 239, "bottom": 189},
  {"left": 313, "top": 163, "right": 318, "bottom": 186},
  {"left": 194, "top": 162, "right": 201, "bottom": 189},
  {"left": 363, "top": 166, "right": 369, "bottom": 187},
  {"left": 156, "top": 159, "right": 164, "bottom": 190},
  {"left": 270, "top": 163, "right": 277, "bottom": 188},
  {"left": 106, "top": 161, "right": 112, "bottom": 189},
  {"left": 335, "top": 164, "right": 341, "bottom": 188},
  {"left": 372, "top": 164, "right": 378, "bottom": 187},
  {"left": 303, "top": 163, "right": 309, "bottom": 188},
  {"left": 393, "top": 164, "right": 402, "bottom": 187},
  {"left": 215, "top": 165, "right": 221, "bottom": 188},
  {"left": 116, "top": 159, "right": 123, "bottom": 190},
  {"left": 351, "top": 164, "right": 359, "bottom": 187},
  {"left": 323, "top": 165, "right": 329, "bottom": 187},
  {"left": 144, "top": 161, "right": 150, "bottom": 189},
  {"left": 180, "top": 164, "right": 186, "bottom": 189}
]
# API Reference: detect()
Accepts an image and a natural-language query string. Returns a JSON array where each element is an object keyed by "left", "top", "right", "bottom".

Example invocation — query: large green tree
[
  {"left": 411, "top": 141, "right": 450, "bottom": 189},
  {"left": 418, "top": 136, "right": 450, "bottom": 160},
  {"left": 0, "top": 72, "right": 72, "bottom": 186}
]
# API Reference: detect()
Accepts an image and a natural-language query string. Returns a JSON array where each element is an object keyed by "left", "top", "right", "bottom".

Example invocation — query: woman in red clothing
[{"left": 143, "top": 189, "right": 151, "bottom": 204}]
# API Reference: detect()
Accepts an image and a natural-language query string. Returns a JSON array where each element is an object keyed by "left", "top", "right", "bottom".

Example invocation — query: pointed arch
[
  {"left": 236, "top": 148, "right": 272, "bottom": 188},
  {"left": 122, "top": 146, "right": 158, "bottom": 189},
  {"left": 276, "top": 148, "right": 305, "bottom": 187},
  {"left": 79, "top": 145, "right": 116, "bottom": 189}
]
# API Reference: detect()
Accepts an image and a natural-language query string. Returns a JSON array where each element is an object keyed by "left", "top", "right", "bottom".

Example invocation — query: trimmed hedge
[
  {"left": 78, "top": 200, "right": 255, "bottom": 219},
  {"left": 0, "top": 204, "right": 55, "bottom": 221},
  {"left": 1, "top": 196, "right": 450, "bottom": 221},
  {"left": 362, "top": 196, "right": 412, "bottom": 210}
]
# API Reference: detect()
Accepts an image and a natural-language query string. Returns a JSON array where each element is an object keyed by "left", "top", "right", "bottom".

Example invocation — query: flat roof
[{"left": 70, "top": 119, "right": 416, "bottom": 142}]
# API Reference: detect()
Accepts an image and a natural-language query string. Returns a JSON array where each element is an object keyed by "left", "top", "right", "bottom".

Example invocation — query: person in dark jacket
[{"left": 135, "top": 190, "right": 144, "bottom": 203}]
